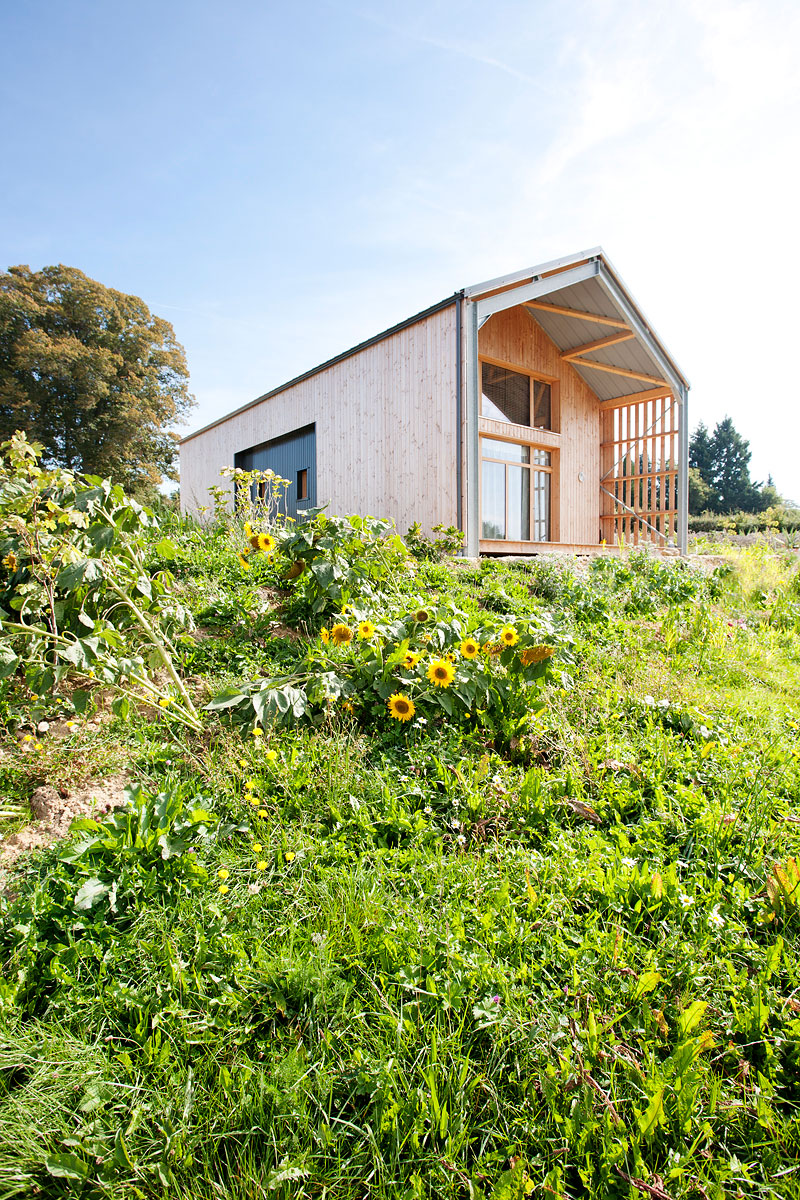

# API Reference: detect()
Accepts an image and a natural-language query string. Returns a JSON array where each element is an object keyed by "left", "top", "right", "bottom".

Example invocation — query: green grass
[{"left": 1, "top": 538, "right": 800, "bottom": 1199}]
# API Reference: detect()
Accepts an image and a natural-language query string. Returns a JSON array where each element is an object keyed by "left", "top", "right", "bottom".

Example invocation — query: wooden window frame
[
  {"left": 480, "top": 435, "right": 558, "bottom": 544},
  {"left": 479, "top": 354, "right": 560, "bottom": 434}
]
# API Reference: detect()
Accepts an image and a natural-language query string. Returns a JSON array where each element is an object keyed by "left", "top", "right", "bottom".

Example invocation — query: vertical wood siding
[
  {"left": 478, "top": 307, "right": 601, "bottom": 545},
  {"left": 180, "top": 305, "right": 459, "bottom": 534}
]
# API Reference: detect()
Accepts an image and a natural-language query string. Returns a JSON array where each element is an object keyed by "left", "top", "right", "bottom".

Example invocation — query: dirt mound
[{"left": 0, "top": 775, "right": 130, "bottom": 869}]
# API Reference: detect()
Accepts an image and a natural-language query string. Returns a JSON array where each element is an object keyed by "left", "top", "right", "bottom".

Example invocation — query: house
[{"left": 179, "top": 248, "right": 689, "bottom": 556}]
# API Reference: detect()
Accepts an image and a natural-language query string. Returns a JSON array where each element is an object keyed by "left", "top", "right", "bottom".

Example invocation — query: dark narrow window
[
  {"left": 257, "top": 480, "right": 267, "bottom": 500},
  {"left": 297, "top": 468, "right": 308, "bottom": 501}
]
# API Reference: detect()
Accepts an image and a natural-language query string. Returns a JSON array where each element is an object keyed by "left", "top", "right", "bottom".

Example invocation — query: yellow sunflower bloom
[
  {"left": 321, "top": 626, "right": 330, "bottom": 643},
  {"left": 388, "top": 693, "right": 416, "bottom": 722},
  {"left": 243, "top": 522, "right": 253, "bottom": 538},
  {"left": 460, "top": 638, "right": 480, "bottom": 659},
  {"left": 500, "top": 626, "right": 519, "bottom": 646},
  {"left": 342, "top": 699, "right": 355, "bottom": 714},
  {"left": 402, "top": 650, "right": 422, "bottom": 669},
  {"left": 520, "top": 645, "right": 555, "bottom": 666},
  {"left": 238, "top": 553, "right": 251, "bottom": 570},
  {"left": 358, "top": 621, "right": 376, "bottom": 640},
  {"left": 330, "top": 623, "right": 353, "bottom": 645},
  {"left": 412, "top": 608, "right": 430, "bottom": 623},
  {"left": 427, "top": 659, "right": 455, "bottom": 688},
  {"left": 256, "top": 532, "right": 276, "bottom": 553}
]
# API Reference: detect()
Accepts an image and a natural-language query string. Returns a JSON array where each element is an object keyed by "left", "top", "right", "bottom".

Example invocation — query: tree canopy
[
  {"left": 0, "top": 264, "right": 195, "bottom": 492},
  {"left": 688, "top": 417, "right": 771, "bottom": 513}
]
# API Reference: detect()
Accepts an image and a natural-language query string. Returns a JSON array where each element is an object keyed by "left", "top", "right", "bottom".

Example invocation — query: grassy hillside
[{"left": 1, "top": 465, "right": 799, "bottom": 1198}]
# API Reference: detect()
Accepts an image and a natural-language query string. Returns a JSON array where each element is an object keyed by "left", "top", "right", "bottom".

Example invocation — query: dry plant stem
[{"left": 105, "top": 583, "right": 200, "bottom": 723}]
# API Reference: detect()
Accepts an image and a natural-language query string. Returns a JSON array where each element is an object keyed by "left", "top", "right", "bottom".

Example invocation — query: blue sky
[{"left": 2, "top": 0, "right": 799, "bottom": 499}]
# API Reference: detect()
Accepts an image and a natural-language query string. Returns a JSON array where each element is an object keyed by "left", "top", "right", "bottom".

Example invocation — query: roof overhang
[{"left": 465, "top": 248, "right": 689, "bottom": 403}]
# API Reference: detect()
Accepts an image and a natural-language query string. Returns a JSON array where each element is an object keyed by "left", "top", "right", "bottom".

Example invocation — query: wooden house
[{"left": 180, "top": 248, "right": 690, "bottom": 556}]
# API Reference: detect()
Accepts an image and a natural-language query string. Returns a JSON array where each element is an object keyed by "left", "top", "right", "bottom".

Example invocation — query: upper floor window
[{"left": 481, "top": 362, "right": 552, "bottom": 430}]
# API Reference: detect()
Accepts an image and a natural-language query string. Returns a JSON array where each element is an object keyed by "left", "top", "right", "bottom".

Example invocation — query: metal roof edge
[
  {"left": 463, "top": 247, "right": 604, "bottom": 298},
  {"left": 595, "top": 254, "right": 690, "bottom": 390},
  {"left": 181, "top": 291, "right": 463, "bottom": 445}
]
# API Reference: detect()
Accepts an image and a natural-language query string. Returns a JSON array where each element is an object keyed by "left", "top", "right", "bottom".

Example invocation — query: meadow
[{"left": 0, "top": 442, "right": 799, "bottom": 1199}]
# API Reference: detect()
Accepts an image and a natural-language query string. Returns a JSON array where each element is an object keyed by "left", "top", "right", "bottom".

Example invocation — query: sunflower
[
  {"left": 460, "top": 638, "right": 480, "bottom": 659},
  {"left": 402, "top": 650, "right": 422, "bottom": 669},
  {"left": 521, "top": 645, "right": 555, "bottom": 666},
  {"left": 244, "top": 522, "right": 253, "bottom": 538},
  {"left": 412, "top": 608, "right": 430, "bottom": 623},
  {"left": 238, "top": 553, "right": 251, "bottom": 570},
  {"left": 256, "top": 532, "right": 276, "bottom": 553},
  {"left": 287, "top": 560, "right": 305, "bottom": 580},
  {"left": 427, "top": 659, "right": 455, "bottom": 688},
  {"left": 330, "top": 623, "right": 353, "bottom": 645},
  {"left": 358, "top": 621, "right": 376, "bottom": 640},
  {"left": 388, "top": 693, "right": 416, "bottom": 722},
  {"left": 483, "top": 642, "right": 502, "bottom": 657},
  {"left": 341, "top": 699, "right": 355, "bottom": 715},
  {"left": 321, "top": 626, "right": 330, "bottom": 644},
  {"left": 500, "top": 625, "right": 519, "bottom": 646}
]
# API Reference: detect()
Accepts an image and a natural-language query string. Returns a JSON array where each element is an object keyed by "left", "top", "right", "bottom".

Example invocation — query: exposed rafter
[
  {"left": 570, "top": 359, "right": 669, "bottom": 387},
  {"left": 525, "top": 300, "right": 630, "bottom": 329},
  {"left": 562, "top": 332, "right": 635, "bottom": 361},
  {"left": 599, "top": 386, "right": 673, "bottom": 409}
]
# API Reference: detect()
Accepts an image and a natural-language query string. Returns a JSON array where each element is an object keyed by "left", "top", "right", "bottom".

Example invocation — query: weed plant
[{"left": 1, "top": 510, "right": 799, "bottom": 1199}]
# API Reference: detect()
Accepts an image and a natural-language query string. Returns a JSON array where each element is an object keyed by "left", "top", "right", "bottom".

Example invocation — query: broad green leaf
[
  {"left": 678, "top": 1000, "right": 708, "bottom": 1037},
  {"left": 637, "top": 1087, "right": 666, "bottom": 1137},
  {"left": 74, "top": 877, "right": 109, "bottom": 910},
  {"left": 45, "top": 1153, "right": 89, "bottom": 1181},
  {"left": 0, "top": 643, "right": 19, "bottom": 679}
]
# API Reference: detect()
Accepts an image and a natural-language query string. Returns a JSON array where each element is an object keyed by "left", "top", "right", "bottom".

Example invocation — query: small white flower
[
  {"left": 621, "top": 857, "right": 637, "bottom": 868},
  {"left": 456, "top": 834, "right": 467, "bottom": 846},
  {"left": 423, "top": 805, "right": 433, "bottom": 815},
  {"left": 678, "top": 891, "right": 694, "bottom": 909},
  {"left": 708, "top": 905, "right": 725, "bottom": 928},
  {"left": 311, "top": 931, "right": 326, "bottom": 945}
]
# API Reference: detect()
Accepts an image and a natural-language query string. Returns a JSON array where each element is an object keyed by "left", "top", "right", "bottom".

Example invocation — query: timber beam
[
  {"left": 599, "top": 387, "right": 673, "bottom": 409},
  {"left": 570, "top": 359, "right": 669, "bottom": 387},
  {"left": 525, "top": 300, "right": 630, "bottom": 329},
  {"left": 562, "top": 332, "right": 635, "bottom": 360}
]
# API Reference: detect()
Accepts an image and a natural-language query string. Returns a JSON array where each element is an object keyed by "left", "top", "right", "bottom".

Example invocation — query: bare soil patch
[{"left": 0, "top": 774, "right": 130, "bottom": 869}]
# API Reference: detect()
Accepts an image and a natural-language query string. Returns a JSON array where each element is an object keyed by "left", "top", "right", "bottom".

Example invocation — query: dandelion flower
[
  {"left": 252, "top": 727, "right": 263, "bottom": 738},
  {"left": 218, "top": 884, "right": 229, "bottom": 895},
  {"left": 285, "top": 851, "right": 295, "bottom": 862},
  {"left": 388, "top": 693, "right": 416, "bottom": 722},
  {"left": 427, "top": 659, "right": 455, "bottom": 688},
  {"left": 402, "top": 650, "right": 422, "bottom": 669},
  {"left": 264, "top": 748, "right": 278, "bottom": 762},
  {"left": 500, "top": 625, "right": 519, "bottom": 646},
  {"left": 3, "top": 551, "right": 18, "bottom": 571},
  {"left": 158, "top": 697, "right": 171, "bottom": 708},
  {"left": 258, "top": 808, "right": 268, "bottom": 817},
  {"left": 460, "top": 638, "right": 480, "bottom": 659},
  {"left": 520, "top": 645, "right": 554, "bottom": 666},
  {"left": 256, "top": 860, "right": 268, "bottom": 870},
  {"left": 22, "top": 734, "right": 34, "bottom": 742},
  {"left": 238, "top": 553, "right": 251, "bottom": 570},
  {"left": 34, "top": 742, "right": 43, "bottom": 751},
  {"left": 65, "top": 720, "right": 77, "bottom": 730},
  {"left": 358, "top": 620, "right": 376, "bottom": 640},
  {"left": 252, "top": 842, "right": 263, "bottom": 852},
  {"left": 330, "top": 623, "right": 353, "bottom": 645},
  {"left": 218, "top": 869, "right": 230, "bottom": 880}
]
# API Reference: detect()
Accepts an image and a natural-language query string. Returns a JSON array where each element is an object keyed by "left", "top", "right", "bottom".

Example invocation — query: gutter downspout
[{"left": 455, "top": 291, "right": 464, "bottom": 538}]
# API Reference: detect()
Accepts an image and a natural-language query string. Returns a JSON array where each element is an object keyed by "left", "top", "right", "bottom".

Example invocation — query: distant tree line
[{"left": 688, "top": 417, "right": 784, "bottom": 515}]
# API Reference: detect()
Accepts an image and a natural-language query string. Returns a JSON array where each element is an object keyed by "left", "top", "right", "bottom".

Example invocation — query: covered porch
[{"left": 461, "top": 250, "right": 689, "bottom": 557}]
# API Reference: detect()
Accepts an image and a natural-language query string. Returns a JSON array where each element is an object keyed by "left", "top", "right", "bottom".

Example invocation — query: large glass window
[
  {"left": 481, "top": 437, "right": 552, "bottom": 542},
  {"left": 481, "top": 363, "right": 552, "bottom": 430}
]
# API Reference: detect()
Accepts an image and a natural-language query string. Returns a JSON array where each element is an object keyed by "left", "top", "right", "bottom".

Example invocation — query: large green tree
[
  {"left": 0, "top": 264, "right": 195, "bottom": 491},
  {"left": 689, "top": 416, "right": 766, "bottom": 513}
]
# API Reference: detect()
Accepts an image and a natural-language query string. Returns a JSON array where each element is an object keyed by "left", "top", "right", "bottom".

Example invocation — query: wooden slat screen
[{"left": 600, "top": 393, "right": 679, "bottom": 547}]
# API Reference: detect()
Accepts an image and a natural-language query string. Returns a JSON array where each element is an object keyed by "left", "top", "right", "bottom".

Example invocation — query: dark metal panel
[{"left": 235, "top": 424, "right": 316, "bottom": 521}]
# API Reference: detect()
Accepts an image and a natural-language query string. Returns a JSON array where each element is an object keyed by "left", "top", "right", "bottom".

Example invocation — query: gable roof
[{"left": 181, "top": 247, "right": 686, "bottom": 444}]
